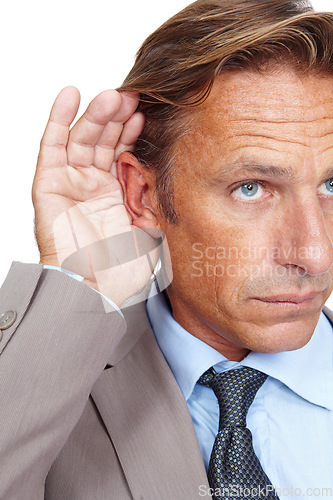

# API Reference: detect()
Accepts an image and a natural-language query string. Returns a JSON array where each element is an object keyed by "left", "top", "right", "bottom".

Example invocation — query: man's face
[{"left": 157, "top": 67, "right": 333, "bottom": 359}]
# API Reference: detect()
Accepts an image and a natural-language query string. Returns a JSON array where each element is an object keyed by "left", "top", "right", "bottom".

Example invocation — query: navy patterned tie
[{"left": 198, "top": 367, "right": 278, "bottom": 499}]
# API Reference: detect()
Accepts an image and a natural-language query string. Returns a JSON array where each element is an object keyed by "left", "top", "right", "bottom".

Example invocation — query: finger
[
  {"left": 112, "top": 91, "right": 140, "bottom": 123},
  {"left": 38, "top": 87, "right": 80, "bottom": 169},
  {"left": 114, "top": 111, "right": 145, "bottom": 158},
  {"left": 93, "top": 122, "right": 123, "bottom": 171},
  {"left": 68, "top": 91, "right": 140, "bottom": 171},
  {"left": 95, "top": 92, "right": 140, "bottom": 151},
  {"left": 66, "top": 89, "right": 123, "bottom": 168},
  {"left": 94, "top": 110, "right": 145, "bottom": 171}
]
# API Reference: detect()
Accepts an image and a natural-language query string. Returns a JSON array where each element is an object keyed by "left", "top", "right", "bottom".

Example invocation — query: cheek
[
  {"left": 168, "top": 223, "right": 269, "bottom": 303},
  {"left": 204, "top": 228, "right": 280, "bottom": 313},
  {"left": 323, "top": 209, "right": 333, "bottom": 239},
  {"left": 163, "top": 189, "right": 276, "bottom": 298}
]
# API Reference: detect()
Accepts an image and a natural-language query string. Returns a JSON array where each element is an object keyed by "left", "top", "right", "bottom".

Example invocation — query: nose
[{"left": 274, "top": 198, "right": 333, "bottom": 276}]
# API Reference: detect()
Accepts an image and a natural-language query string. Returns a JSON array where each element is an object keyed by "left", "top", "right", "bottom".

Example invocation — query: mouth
[{"left": 253, "top": 290, "right": 326, "bottom": 307}]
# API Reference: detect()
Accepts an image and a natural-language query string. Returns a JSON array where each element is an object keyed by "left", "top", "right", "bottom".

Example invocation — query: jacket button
[{"left": 0, "top": 310, "right": 17, "bottom": 331}]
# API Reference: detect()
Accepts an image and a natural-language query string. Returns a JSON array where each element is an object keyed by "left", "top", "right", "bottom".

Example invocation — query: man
[{"left": 1, "top": 0, "right": 333, "bottom": 498}]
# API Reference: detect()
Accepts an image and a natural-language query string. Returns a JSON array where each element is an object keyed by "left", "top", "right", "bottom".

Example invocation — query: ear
[{"left": 117, "top": 152, "right": 160, "bottom": 231}]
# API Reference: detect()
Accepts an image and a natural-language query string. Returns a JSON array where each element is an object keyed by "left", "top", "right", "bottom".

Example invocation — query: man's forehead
[
  {"left": 174, "top": 66, "right": 333, "bottom": 179},
  {"left": 195, "top": 66, "right": 333, "bottom": 125}
]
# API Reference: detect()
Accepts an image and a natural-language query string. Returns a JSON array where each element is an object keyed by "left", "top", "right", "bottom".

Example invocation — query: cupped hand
[{"left": 32, "top": 87, "right": 167, "bottom": 306}]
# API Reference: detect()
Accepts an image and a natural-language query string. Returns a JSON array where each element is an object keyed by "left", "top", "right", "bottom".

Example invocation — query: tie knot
[{"left": 198, "top": 367, "right": 267, "bottom": 427}]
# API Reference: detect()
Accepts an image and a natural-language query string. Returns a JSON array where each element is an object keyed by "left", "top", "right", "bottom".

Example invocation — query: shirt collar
[{"left": 146, "top": 293, "right": 333, "bottom": 411}]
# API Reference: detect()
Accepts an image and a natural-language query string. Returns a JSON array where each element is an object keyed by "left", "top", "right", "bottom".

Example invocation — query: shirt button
[{"left": 0, "top": 310, "right": 17, "bottom": 331}]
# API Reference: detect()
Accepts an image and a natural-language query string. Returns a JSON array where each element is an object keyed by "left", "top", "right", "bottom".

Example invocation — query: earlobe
[{"left": 117, "top": 152, "right": 160, "bottom": 230}]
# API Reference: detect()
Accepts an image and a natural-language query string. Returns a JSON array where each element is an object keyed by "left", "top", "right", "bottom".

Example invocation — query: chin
[{"left": 240, "top": 315, "right": 320, "bottom": 354}]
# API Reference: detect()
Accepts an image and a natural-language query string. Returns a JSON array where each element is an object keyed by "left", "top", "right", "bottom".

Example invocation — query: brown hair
[{"left": 119, "top": 0, "right": 333, "bottom": 223}]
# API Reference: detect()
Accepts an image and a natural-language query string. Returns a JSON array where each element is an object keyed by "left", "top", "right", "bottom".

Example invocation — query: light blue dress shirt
[{"left": 147, "top": 292, "right": 333, "bottom": 499}]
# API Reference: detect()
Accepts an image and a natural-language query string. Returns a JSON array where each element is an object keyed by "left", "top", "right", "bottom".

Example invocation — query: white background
[{"left": 0, "top": 0, "right": 332, "bottom": 308}]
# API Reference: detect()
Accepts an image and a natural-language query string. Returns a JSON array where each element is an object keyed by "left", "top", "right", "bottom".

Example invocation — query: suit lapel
[{"left": 91, "top": 322, "right": 209, "bottom": 499}]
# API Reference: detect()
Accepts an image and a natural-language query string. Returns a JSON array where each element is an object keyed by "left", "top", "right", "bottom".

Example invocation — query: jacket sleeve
[{"left": 0, "top": 262, "right": 126, "bottom": 500}]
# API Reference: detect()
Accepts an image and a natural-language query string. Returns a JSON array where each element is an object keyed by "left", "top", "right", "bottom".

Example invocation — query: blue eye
[
  {"left": 240, "top": 183, "right": 259, "bottom": 197},
  {"left": 325, "top": 179, "right": 333, "bottom": 193},
  {"left": 232, "top": 181, "right": 266, "bottom": 201},
  {"left": 318, "top": 179, "right": 333, "bottom": 196}
]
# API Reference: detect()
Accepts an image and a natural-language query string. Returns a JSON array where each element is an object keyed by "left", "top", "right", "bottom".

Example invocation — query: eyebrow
[
  {"left": 208, "top": 162, "right": 333, "bottom": 187},
  {"left": 322, "top": 167, "right": 333, "bottom": 181},
  {"left": 210, "top": 161, "right": 295, "bottom": 183},
  {"left": 234, "top": 163, "right": 295, "bottom": 179}
]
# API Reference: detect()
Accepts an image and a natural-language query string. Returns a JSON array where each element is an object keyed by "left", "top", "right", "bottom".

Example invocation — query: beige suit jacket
[
  {"left": 0, "top": 263, "right": 208, "bottom": 499},
  {"left": 1, "top": 263, "right": 332, "bottom": 499}
]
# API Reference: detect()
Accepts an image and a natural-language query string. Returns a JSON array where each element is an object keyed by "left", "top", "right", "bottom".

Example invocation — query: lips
[{"left": 254, "top": 290, "right": 325, "bottom": 304}]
